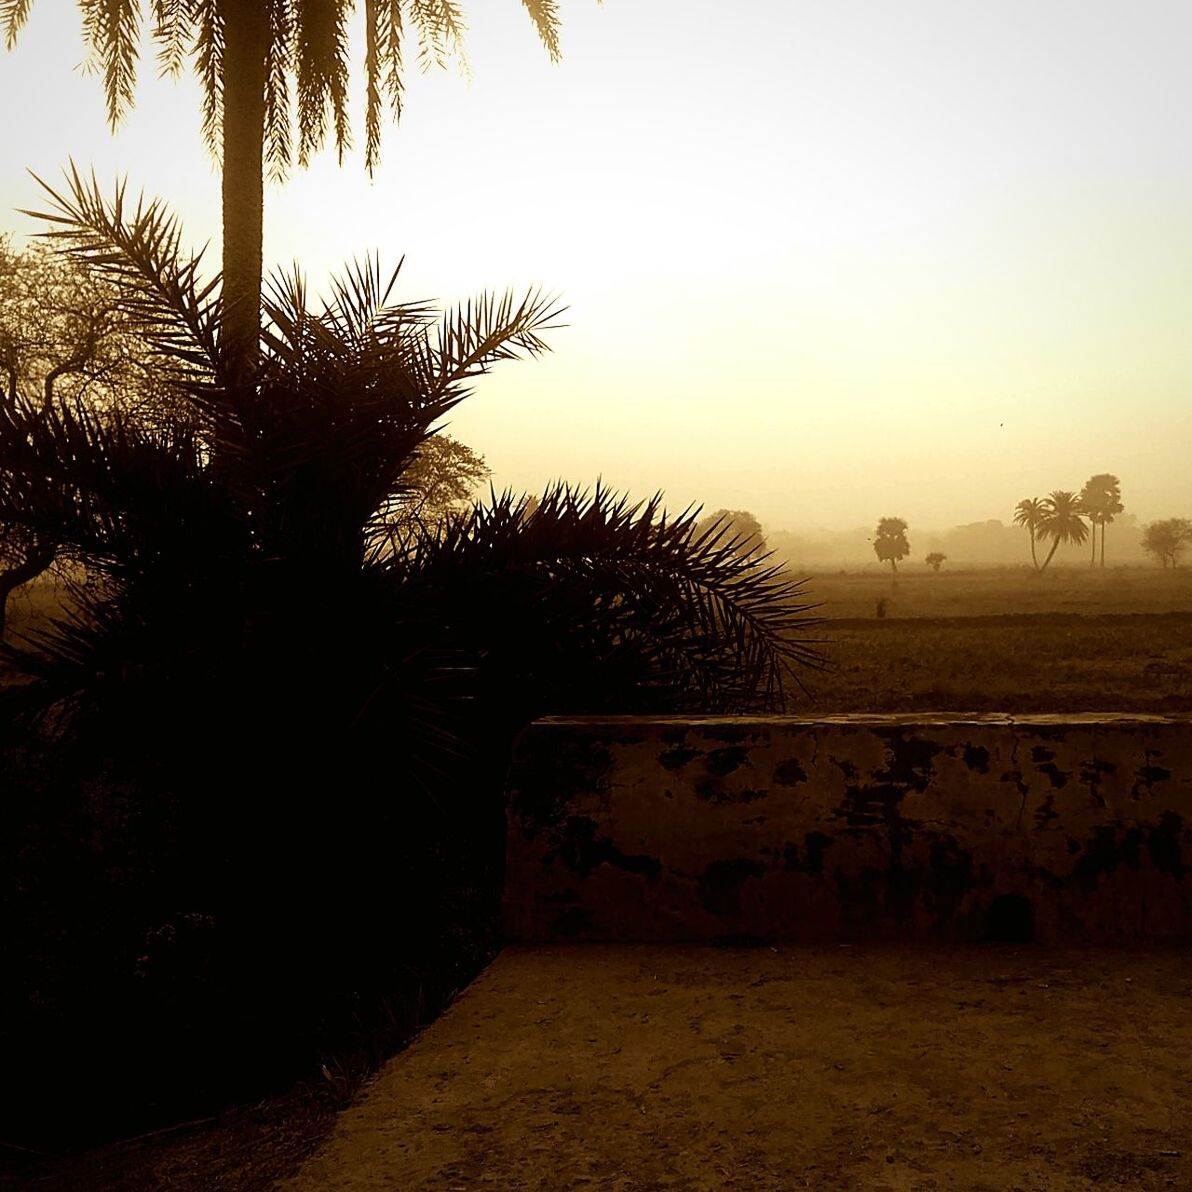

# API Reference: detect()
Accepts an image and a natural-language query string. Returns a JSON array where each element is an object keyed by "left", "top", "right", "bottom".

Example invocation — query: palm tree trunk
[
  {"left": 1100, "top": 524, "right": 1106, "bottom": 568},
  {"left": 219, "top": 1, "right": 269, "bottom": 385},
  {"left": 1038, "top": 537, "right": 1061, "bottom": 573},
  {"left": 1089, "top": 523, "right": 1096, "bottom": 566},
  {"left": 1029, "top": 531, "right": 1038, "bottom": 570}
]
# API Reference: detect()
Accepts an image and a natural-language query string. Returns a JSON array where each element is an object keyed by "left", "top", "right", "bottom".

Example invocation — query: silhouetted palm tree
[
  {"left": 1078, "top": 473, "right": 1124, "bottom": 569},
  {"left": 1036, "top": 491, "right": 1088, "bottom": 573},
  {"left": 5, "top": 1, "right": 563, "bottom": 377},
  {"left": 1013, "top": 497, "right": 1046, "bottom": 570},
  {"left": 3, "top": 175, "right": 822, "bottom": 728}
]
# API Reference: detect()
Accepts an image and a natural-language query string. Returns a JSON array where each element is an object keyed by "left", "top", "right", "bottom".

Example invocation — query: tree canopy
[
  {"left": 694, "top": 508, "right": 766, "bottom": 557},
  {"left": 1141, "top": 518, "right": 1192, "bottom": 569},
  {"left": 872, "top": 516, "right": 909, "bottom": 573}
]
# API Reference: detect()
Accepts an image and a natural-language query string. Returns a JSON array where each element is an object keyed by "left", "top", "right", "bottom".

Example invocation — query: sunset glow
[{"left": 4, "top": 0, "right": 1190, "bottom": 533}]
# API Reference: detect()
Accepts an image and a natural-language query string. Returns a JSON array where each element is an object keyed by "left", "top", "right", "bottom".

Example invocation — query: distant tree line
[{"left": 1014, "top": 475, "right": 1188, "bottom": 570}]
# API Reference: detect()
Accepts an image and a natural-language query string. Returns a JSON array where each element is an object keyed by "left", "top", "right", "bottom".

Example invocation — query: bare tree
[{"left": 0, "top": 238, "right": 162, "bottom": 633}]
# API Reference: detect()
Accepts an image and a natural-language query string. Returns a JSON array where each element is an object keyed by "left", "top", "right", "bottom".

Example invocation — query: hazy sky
[{"left": 3, "top": 0, "right": 1191, "bottom": 531}]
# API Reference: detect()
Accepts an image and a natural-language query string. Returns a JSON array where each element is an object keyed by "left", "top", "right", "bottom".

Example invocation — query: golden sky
[{"left": 3, "top": 0, "right": 1191, "bottom": 532}]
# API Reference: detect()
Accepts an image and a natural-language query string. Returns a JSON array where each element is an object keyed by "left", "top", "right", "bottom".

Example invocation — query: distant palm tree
[
  {"left": 1036, "top": 491, "right": 1089, "bottom": 573},
  {"left": 5, "top": 1, "right": 563, "bottom": 379},
  {"left": 1078, "top": 473, "right": 1124, "bottom": 569},
  {"left": 1013, "top": 498, "right": 1047, "bottom": 570}
]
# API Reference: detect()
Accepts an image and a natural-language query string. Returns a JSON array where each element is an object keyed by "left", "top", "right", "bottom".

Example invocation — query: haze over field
[{"left": 3, "top": 0, "right": 1190, "bottom": 532}]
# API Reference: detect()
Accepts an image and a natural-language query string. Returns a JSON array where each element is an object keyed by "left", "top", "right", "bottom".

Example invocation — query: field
[{"left": 787, "top": 566, "right": 1192, "bottom": 713}]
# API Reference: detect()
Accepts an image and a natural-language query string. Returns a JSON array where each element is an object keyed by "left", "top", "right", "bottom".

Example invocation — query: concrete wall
[{"left": 503, "top": 715, "right": 1192, "bottom": 944}]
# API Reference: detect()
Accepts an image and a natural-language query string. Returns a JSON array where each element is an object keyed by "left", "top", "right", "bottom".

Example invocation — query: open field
[
  {"left": 795, "top": 614, "right": 1192, "bottom": 713},
  {"left": 785, "top": 568, "right": 1192, "bottom": 713},
  {"left": 795, "top": 564, "right": 1192, "bottom": 621}
]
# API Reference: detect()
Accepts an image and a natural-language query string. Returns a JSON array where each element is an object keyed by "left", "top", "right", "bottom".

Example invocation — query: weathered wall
[{"left": 503, "top": 715, "right": 1192, "bottom": 943}]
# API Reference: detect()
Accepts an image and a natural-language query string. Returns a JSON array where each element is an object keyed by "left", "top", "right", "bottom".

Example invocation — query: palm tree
[
  {"left": 1036, "top": 490, "right": 1089, "bottom": 573},
  {"left": 1078, "top": 473, "right": 1123, "bottom": 569},
  {"left": 1013, "top": 497, "right": 1046, "bottom": 570},
  {"left": 5, "top": 1, "right": 563, "bottom": 378}
]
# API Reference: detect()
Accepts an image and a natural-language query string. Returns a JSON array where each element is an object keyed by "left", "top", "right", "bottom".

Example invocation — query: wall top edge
[{"left": 530, "top": 713, "right": 1192, "bottom": 728}]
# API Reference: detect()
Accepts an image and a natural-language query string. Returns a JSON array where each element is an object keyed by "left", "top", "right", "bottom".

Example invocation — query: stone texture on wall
[{"left": 503, "top": 715, "right": 1192, "bottom": 943}]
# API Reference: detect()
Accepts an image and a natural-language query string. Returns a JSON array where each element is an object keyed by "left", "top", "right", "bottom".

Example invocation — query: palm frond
[
  {"left": 193, "top": 0, "right": 225, "bottom": 160},
  {"left": 263, "top": 0, "right": 295, "bottom": 183},
  {"left": 520, "top": 0, "right": 561, "bottom": 61},
  {"left": 23, "top": 166, "right": 224, "bottom": 398},
  {"left": 396, "top": 483, "right": 825, "bottom": 714},
  {"left": 151, "top": 0, "right": 193, "bottom": 79},
  {"left": 77, "top": 0, "right": 142, "bottom": 129},
  {"left": 1, "top": 0, "right": 33, "bottom": 50},
  {"left": 429, "top": 288, "right": 565, "bottom": 397},
  {"left": 408, "top": 0, "right": 468, "bottom": 72},
  {"left": 295, "top": 0, "right": 353, "bottom": 166}
]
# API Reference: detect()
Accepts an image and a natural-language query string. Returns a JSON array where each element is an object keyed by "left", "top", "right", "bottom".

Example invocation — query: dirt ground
[{"left": 281, "top": 945, "right": 1192, "bottom": 1192}]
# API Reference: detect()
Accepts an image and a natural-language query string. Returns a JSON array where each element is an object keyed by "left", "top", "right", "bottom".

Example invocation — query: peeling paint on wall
[{"left": 504, "top": 715, "right": 1192, "bottom": 944}]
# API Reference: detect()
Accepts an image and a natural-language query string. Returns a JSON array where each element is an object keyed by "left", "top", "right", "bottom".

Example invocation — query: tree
[
  {"left": 382, "top": 434, "right": 491, "bottom": 535},
  {"left": 925, "top": 552, "right": 946, "bottom": 573},
  {"left": 694, "top": 508, "right": 766, "bottom": 557},
  {"left": 1078, "top": 473, "right": 1124, "bottom": 569},
  {"left": 1141, "top": 519, "right": 1192, "bottom": 569},
  {"left": 1036, "top": 490, "right": 1088, "bottom": 573},
  {"left": 872, "top": 517, "right": 909, "bottom": 575},
  {"left": 1013, "top": 497, "right": 1047, "bottom": 570},
  {"left": 0, "top": 236, "right": 165, "bottom": 634},
  {"left": 5, "top": 1, "right": 564, "bottom": 378}
]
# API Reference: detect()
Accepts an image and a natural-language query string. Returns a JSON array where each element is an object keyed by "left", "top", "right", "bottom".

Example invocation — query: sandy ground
[{"left": 279, "top": 945, "right": 1192, "bottom": 1191}]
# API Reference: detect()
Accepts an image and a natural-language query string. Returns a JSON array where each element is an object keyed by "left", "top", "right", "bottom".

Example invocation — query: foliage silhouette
[
  {"left": 1078, "top": 473, "right": 1123, "bottom": 569},
  {"left": 1141, "top": 518, "right": 1192, "bottom": 569},
  {"left": 693, "top": 508, "right": 766, "bottom": 558},
  {"left": 872, "top": 516, "right": 909, "bottom": 575},
  {"left": 925, "top": 551, "right": 945, "bottom": 573},
  {"left": 0, "top": 180, "right": 822, "bottom": 1140}
]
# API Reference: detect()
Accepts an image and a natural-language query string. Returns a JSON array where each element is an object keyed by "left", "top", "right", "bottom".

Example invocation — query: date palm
[
  {"left": 1013, "top": 497, "right": 1046, "bottom": 570},
  {"left": 4, "top": 0, "right": 563, "bottom": 379},
  {"left": 1036, "top": 490, "right": 1089, "bottom": 573}
]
